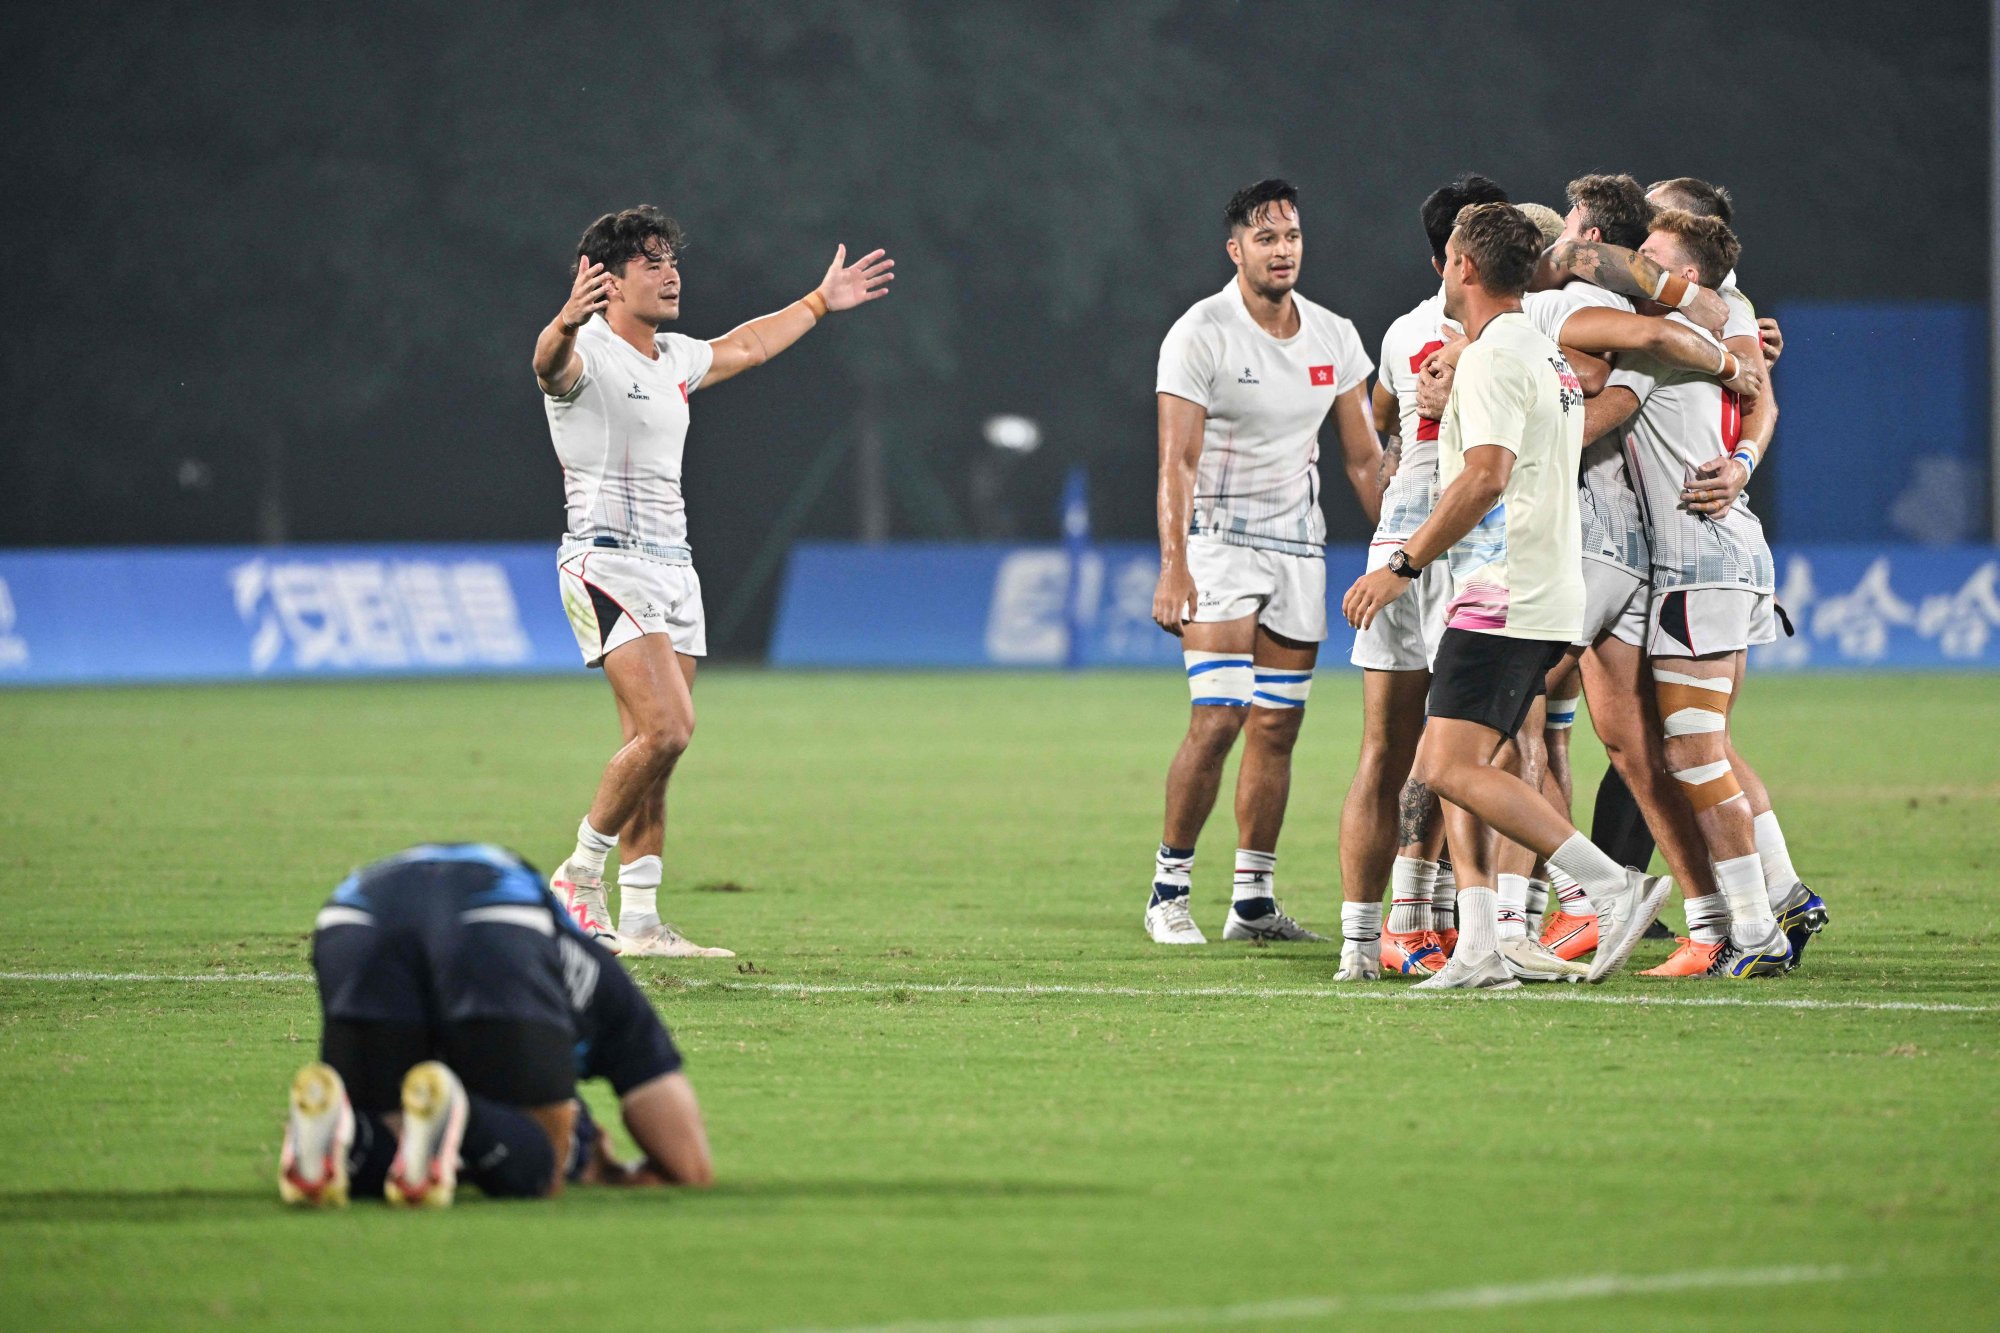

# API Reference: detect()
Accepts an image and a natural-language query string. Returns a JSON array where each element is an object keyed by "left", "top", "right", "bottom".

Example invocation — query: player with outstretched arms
[
  {"left": 1145, "top": 179, "right": 1382, "bottom": 945},
  {"left": 533, "top": 207, "right": 892, "bottom": 957}
]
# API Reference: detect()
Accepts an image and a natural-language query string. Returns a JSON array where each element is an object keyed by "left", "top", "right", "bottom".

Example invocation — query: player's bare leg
[
  {"left": 1490, "top": 698, "right": 1589, "bottom": 981},
  {"left": 1220, "top": 625, "right": 1324, "bottom": 942},
  {"left": 1339, "top": 668, "right": 1430, "bottom": 973},
  {"left": 1652, "top": 651, "right": 1789, "bottom": 976},
  {"left": 1723, "top": 654, "right": 1826, "bottom": 966},
  {"left": 1150, "top": 616, "right": 1258, "bottom": 944}
]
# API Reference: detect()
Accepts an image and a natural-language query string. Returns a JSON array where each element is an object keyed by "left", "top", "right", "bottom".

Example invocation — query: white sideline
[
  {"left": 0, "top": 971, "right": 1992, "bottom": 1014},
  {"left": 780, "top": 1264, "right": 1858, "bottom": 1333}
]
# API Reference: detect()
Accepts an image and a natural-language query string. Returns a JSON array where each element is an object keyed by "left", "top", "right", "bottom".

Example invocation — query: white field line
[
  {"left": 780, "top": 1263, "right": 1859, "bottom": 1333},
  {"left": 0, "top": 971, "right": 1991, "bottom": 1014}
]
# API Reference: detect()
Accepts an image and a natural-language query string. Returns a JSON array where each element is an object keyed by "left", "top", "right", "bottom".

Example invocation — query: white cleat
[
  {"left": 552, "top": 857, "right": 621, "bottom": 954},
  {"left": 1222, "top": 903, "right": 1329, "bottom": 942},
  {"left": 1145, "top": 896, "right": 1207, "bottom": 944},
  {"left": 1497, "top": 935, "right": 1589, "bottom": 982},
  {"left": 1412, "top": 947, "right": 1523, "bottom": 991},
  {"left": 385, "top": 1061, "right": 468, "bottom": 1208},
  {"left": 1587, "top": 872, "right": 1674, "bottom": 984},
  {"left": 279, "top": 1062, "right": 355, "bottom": 1208},
  {"left": 618, "top": 916, "right": 736, "bottom": 959},
  {"left": 1335, "top": 939, "right": 1382, "bottom": 980}
]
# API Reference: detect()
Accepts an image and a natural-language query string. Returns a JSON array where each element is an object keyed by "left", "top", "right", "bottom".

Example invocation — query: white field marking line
[
  {"left": 0, "top": 971, "right": 1992, "bottom": 1015},
  {"left": 781, "top": 1264, "right": 1859, "bottom": 1333}
]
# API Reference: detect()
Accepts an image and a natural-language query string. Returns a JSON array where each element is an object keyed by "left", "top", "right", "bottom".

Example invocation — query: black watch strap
[{"left": 1388, "top": 549, "right": 1421, "bottom": 578}]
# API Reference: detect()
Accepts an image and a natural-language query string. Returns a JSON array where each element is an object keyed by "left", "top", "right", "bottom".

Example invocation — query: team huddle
[
  {"left": 279, "top": 170, "right": 1830, "bottom": 1206},
  {"left": 1144, "top": 173, "right": 1826, "bottom": 990}
]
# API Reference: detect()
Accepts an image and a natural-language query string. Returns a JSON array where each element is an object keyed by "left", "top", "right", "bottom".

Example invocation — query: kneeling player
[{"left": 278, "top": 844, "right": 712, "bottom": 1207}]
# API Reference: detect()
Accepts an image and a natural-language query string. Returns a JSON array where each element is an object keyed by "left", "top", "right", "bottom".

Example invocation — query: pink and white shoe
[{"left": 551, "top": 857, "right": 620, "bottom": 954}]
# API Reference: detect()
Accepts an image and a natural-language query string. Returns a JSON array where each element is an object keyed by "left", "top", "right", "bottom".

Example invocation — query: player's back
[{"left": 1375, "top": 291, "right": 1454, "bottom": 540}]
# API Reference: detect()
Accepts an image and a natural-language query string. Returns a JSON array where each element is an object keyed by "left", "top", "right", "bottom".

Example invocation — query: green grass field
[{"left": 2, "top": 670, "right": 1997, "bottom": 1330}]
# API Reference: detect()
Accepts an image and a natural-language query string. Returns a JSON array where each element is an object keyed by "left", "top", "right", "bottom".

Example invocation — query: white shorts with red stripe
[
  {"left": 557, "top": 541, "right": 707, "bottom": 667},
  {"left": 1646, "top": 585, "right": 1776, "bottom": 658}
]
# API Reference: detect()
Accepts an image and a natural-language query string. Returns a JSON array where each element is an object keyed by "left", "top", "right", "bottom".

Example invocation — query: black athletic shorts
[{"left": 1426, "top": 627, "right": 1569, "bottom": 739}]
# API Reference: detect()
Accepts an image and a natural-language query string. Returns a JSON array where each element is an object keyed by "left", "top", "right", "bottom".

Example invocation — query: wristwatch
[{"left": 1387, "top": 549, "right": 1421, "bottom": 578}]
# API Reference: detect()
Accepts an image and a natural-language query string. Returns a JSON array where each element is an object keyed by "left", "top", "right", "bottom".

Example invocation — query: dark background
[{"left": 2, "top": 0, "right": 1988, "bottom": 653}]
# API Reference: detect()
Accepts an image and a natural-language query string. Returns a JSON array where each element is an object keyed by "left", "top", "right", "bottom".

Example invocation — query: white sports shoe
[
  {"left": 1497, "top": 935, "right": 1589, "bottom": 982},
  {"left": 1335, "top": 939, "right": 1382, "bottom": 980},
  {"left": 1144, "top": 896, "right": 1206, "bottom": 944},
  {"left": 618, "top": 916, "right": 735, "bottom": 958},
  {"left": 385, "top": 1061, "right": 468, "bottom": 1208},
  {"left": 1587, "top": 871, "right": 1674, "bottom": 984},
  {"left": 278, "top": 1062, "right": 355, "bottom": 1208},
  {"left": 552, "top": 857, "right": 621, "bottom": 954},
  {"left": 1412, "top": 947, "right": 1522, "bottom": 991},
  {"left": 1222, "top": 903, "right": 1329, "bottom": 942}
]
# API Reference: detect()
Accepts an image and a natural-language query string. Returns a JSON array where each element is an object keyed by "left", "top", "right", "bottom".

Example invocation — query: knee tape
[
  {"left": 1251, "top": 668, "right": 1312, "bottom": 710},
  {"left": 1654, "top": 668, "right": 1731, "bottom": 737},
  {"left": 1545, "top": 697, "right": 1578, "bottom": 731},
  {"left": 1185, "top": 651, "right": 1252, "bottom": 707},
  {"left": 1671, "top": 757, "right": 1745, "bottom": 811}
]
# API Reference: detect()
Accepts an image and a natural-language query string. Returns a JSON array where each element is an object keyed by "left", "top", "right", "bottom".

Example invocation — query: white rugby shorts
[
  {"left": 1646, "top": 585, "right": 1776, "bottom": 658},
  {"left": 1350, "top": 541, "right": 1449, "bottom": 671},
  {"left": 1576, "top": 559, "right": 1647, "bottom": 650},
  {"left": 557, "top": 545, "right": 707, "bottom": 667},
  {"left": 1185, "top": 539, "right": 1327, "bottom": 643}
]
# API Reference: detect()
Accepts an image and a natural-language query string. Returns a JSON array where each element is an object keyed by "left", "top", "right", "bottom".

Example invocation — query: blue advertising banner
[
  {"left": 771, "top": 541, "right": 2000, "bottom": 672},
  {"left": 0, "top": 544, "right": 580, "bottom": 686}
]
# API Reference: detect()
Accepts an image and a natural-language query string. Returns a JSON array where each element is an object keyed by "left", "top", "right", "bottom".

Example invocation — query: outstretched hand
[
  {"left": 816, "top": 245, "right": 895, "bottom": 312},
  {"left": 560, "top": 259, "right": 615, "bottom": 332}
]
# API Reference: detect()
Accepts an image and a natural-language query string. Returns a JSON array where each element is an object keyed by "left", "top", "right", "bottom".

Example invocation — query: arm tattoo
[
  {"left": 1545, "top": 238, "right": 1669, "bottom": 305},
  {"left": 1397, "top": 778, "right": 1436, "bottom": 847},
  {"left": 1377, "top": 434, "right": 1403, "bottom": 494}
]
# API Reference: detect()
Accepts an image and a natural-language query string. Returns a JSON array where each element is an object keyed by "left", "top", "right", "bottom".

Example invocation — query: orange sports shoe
[
  {"left": 1437, "top": 928, "right": 1458, "bottom": 957},
  {"left": 1539, "top": 910, "right": 1598, "bottom": 960},
  {"left": 1381, "top": 930, "right": 1447, "bottom": 975},
  {"left": 1640, "top": 937, "right": 1725, "bottom": 977}
]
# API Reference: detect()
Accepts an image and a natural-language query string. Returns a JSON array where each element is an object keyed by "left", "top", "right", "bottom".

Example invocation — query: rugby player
[
  {"left": 1342, "top": 203, "right": 1670, "bottom": 990},
  {"left": 278, "top": 844, "right": 713, "bottom": 1207},
  {"left": 1146, "top": 179, "right": 1382, "bottom": 944},
  {"left": 534, "top": 207, "right": 892, "bottom": 957}
]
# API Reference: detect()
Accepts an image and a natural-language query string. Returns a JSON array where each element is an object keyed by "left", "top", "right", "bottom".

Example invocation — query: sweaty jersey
[
  {"left": 544, "top": 317, "right": 715, "bottom": 550},
  {"left": 1374, "top": 288, "right": 1459, "bottom": 542},
  {"left": 1438, "top": 311, "right": 1586, "bottom": 641},
  {"left": 1522, "top": 284, "right": 1650, "bottom": 575},
  {"left": 1157, "top": 282, "right": 1372, "bottom": 557},
  {"left": 1606, "top": 314, "right": 1775, "bottom": 593}
]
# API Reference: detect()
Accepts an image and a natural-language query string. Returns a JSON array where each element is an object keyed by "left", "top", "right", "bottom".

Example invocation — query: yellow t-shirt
[{"left": 1436, "top": 311, "right": 1586, "bottom": 641}]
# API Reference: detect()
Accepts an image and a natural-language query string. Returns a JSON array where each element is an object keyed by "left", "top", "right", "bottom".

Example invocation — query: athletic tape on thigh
[
  {"left": 1544, "top": 697, "right": 1577, "bottom": 731},
  {"left": 1653, "top": 667, "right": 1732, "bottom": 736},
  {"left": 1669, "top": 757, "right": 1744, "bottom": 811},
  {"left": 1185, "top": 651, "right": 1252, "bottom": 707},
  {"left": 1251, "top": 668, "right": 1313, "bottom": 710}
]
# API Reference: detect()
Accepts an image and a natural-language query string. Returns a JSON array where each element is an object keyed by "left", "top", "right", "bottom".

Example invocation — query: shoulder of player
[{"left": 1163, "top": 289, "right": 1233, "bottom": 344}]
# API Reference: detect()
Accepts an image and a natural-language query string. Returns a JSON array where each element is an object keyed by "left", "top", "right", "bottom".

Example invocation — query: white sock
[
  {"left": 1526, "top": 878, "right": 1550, "bottom": 933},
  {"left": 1152, "top": 844, "right": 1194, "bottom": 905},
  {"left": 1456, "top": 887, "right": 1500, "bottom": 956},
  {"left": 1753, "top": 810, "right": 1803, "bottom": 909},
  {"left": 1432, "top": 860, "right": 1458, "bottom": 932},
  {"left": 1495, "top": 873, "right": 1531, "bottom": 939},
  {"left": 1685, "top": 892, "right": 1731, "bottom": 946},
  {"left": 1716, "top": 853, "right": 1776, "bottom": 936},
  {"left": 1387, "top": 857, "right": 1437, "bottom": 934},
  {"left": 572, "top": 818, "right": 618, "bottom": 877},
  {"left": 1340, "top": 900, "right": 1383, "bottom": 946},
  {"left": 1232, "top": 848, "right": 1276, "bottom": 903},
  {"left": 1547, "top": 832, "right": 1628, "bottom": 911},
  {"left": 618, "top": 855, "right": 662, "bottom": 927},
  {"left": 1549, "top": 866, "right": 1592, "bottom": 917}
]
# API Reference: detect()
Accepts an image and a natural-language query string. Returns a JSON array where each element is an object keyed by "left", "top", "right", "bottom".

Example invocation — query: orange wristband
[
  {"left": 801, "top": 290, "right": 829, "bottom": 320},
  {"left": 1655, "top": 273, "right": 1689, "bottom": 308}
]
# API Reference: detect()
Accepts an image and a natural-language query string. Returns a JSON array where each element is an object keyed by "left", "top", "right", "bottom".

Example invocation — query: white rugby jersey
[
  {"left": 1157, "top": 282, "right": 1372, "bottom": 557},
  {"left": 1606, "top": 314, "right": 1775, "bottom": 593},
  {"left": 1373, "top": 288, "right": 1458, "bottom": 543},
  {"left": 544, "top": 318, "right": 715, "bottom": 549},
  {"left": 1522, "top": 284, "right": 1649, "bottom": 575}
]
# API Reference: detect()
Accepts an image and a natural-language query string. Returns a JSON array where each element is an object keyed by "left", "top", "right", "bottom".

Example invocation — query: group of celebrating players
[
  {"left": 1144, "top": 172, "right": 1827, "bottom": 991},
  {"left": 278, "top": 167, "right": 1832, "bottom": 1208}
]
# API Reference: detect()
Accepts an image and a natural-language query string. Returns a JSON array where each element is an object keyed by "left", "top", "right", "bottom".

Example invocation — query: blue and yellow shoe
[
  {"left": 1774, "top": 884, "right": 1829, "bottom": 971},
  {"left": 1706, "top": 924, "right": 1793, "bottom": 979}
]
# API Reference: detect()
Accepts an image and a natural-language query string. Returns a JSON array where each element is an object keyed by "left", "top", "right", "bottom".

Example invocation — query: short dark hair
[
  {"left": 1648, "top": 208, "right": 1742, "bottom": 289},
  {"left": 577, "top": 206, "right": 686, "bottom": 276},
  {"left": 1450, "top": 203, "right": 1543, "bottom": 297},
  {"left": 1565, "top": 173, "right": 1653, "bottom": 249},
  {"left": 1224, "top": 179, "right": 1300, "bottom": 233},
  {"left": 1421, "top": 173, "right": 1509, "bottom": 264},
  {"left": 1648, "top": 176, "right": 1734, "bottom": 225}
]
